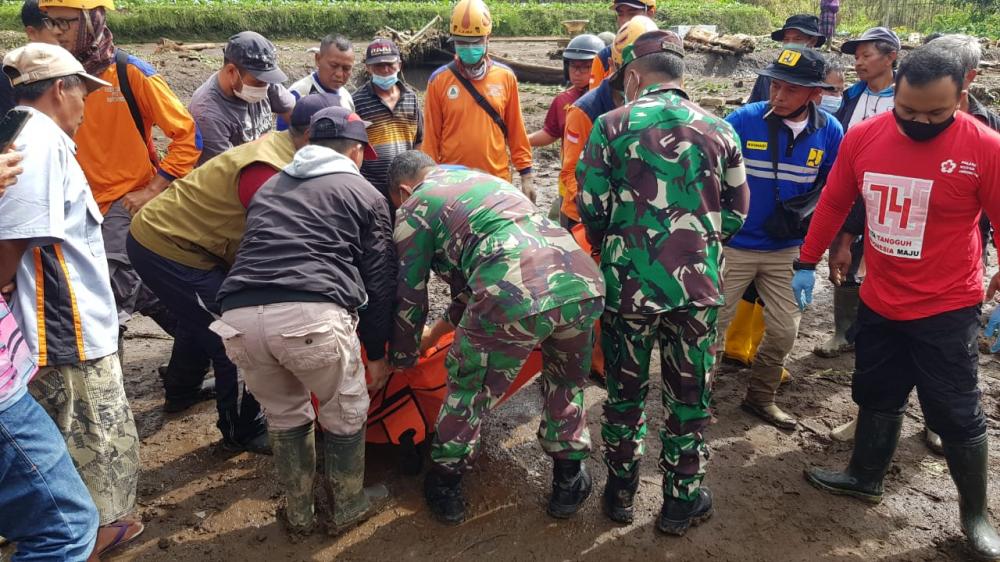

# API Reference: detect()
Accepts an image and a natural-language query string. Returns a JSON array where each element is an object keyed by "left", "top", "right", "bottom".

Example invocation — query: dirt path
[{"left": 9, "top": 38, "right": 1000, "bottom": 562}]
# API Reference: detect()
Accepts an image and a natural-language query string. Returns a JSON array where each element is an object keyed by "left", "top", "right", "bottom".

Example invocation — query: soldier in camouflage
[
  {"left": 576, "top": 30, "right": 750, "bottom": 536},
  {"left": 385, "top": 151, "right": 606, "bottom": 525}
]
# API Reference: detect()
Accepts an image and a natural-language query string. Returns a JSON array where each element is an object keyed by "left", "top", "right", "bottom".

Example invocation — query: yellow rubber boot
[{"left": 724, "top": 300, "right": 756, "bottom": 367}]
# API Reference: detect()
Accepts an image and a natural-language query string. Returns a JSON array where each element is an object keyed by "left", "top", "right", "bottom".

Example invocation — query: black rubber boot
[
  {"left": 804, "top": 408, "right": 903, "bottom": 504},
  {"left": 602, "top": 464, "right": 639, "bottom": 524},
  {"left": 547, "top": 459, "right": 592, "bottom": 519},
  {"left": 269, "top": 422, "right": 316, "bottom": 533},
  {"left": 423, "top": 468, "right": 466, "bottom": 525},
  {"left": 943, "top": 433, "right": 1000, "bottom": 561},
  {"left": 325, "top": 430, "right": 389, "bottom": 535},
  {"left": 657, "top": 488, "right": 714, "bottom": 536}
]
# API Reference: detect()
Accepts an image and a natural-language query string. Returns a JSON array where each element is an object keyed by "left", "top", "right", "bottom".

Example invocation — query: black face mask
[
  {"left": 893, "top": 109, "right": 956, "bottom": 142},
  {"left": 771, "top": 103, "right": 809, "bottom": 120}
]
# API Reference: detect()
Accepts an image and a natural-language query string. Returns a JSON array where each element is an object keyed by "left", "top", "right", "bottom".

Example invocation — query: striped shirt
[
  {"left": 353, "top": 81, "right": 423, "bottom": 198},
  {"left": 0, "top": 107, "right": 119, "bottom": 367},
  {"left": 0, "top": 300, "right": 35, "bottom": 412}
]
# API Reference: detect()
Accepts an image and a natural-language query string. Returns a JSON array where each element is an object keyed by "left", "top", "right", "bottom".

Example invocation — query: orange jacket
[
  {"left": 422, "top": 59, "right": 532, "bottom": 181},
  {"left": 76, "top": 53, "right": 200, "bottom": 213},
  {"left": 588, "top": 52, "right": 610, "bottom": 91},
  {"left": 559, "top": 105, "right": 594, "bottom": 221}
]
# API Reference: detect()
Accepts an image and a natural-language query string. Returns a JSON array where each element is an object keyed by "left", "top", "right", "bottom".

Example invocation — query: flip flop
[{"left": 96, "top": 520, "right": 145, "bottom": 557}]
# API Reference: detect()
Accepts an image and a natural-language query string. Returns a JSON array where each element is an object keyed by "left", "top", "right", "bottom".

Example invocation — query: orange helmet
[
  {"left": 611, "top": 15, "right": 658, "bottom": 68},
  {"left": 450, "top": 0, "right": 493, "bottom": 38},
  {"left": 39, "top": 0, "right": 115, "bottom": 9}
]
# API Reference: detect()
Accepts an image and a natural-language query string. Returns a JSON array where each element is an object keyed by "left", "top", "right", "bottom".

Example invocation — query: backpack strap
[
  {"left": 115, "top": 49, "right": 146, "bottom": 142},
  {"left": 447, "top": 61, "right": 508, "bottom": 139}
]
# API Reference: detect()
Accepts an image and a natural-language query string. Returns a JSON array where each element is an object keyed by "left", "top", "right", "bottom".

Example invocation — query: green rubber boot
[
  {"left": 943, "top": 434, "right": 1000, "bottom": 561},
  {"left": 324, "top": 430, "right": 390, "bottom": 535},
  {"left": 269, "top": 422, "right": 316, "bottom": 532},
  {"left": 805, "top": 408, "right": 902, "bottom": 504}
]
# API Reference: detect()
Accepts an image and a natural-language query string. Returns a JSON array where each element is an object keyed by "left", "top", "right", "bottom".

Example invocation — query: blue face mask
[
  {"left": 455, "top": 45, "right": 487, "bottom": 66},
  {"left": 372, "top": 72, "right": 399, "bottom": 91},
  {"left": 820, "top": 94, "right": 841, "bottom": 114}
]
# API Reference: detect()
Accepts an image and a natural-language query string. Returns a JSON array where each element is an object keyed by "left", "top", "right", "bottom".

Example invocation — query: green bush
[{"left": 0, "top": 0, "right": 773, "bottom": 41}]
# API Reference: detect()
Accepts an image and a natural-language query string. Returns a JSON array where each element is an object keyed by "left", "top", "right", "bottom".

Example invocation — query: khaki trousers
[
  {"left": 215, "top": 302, "right": 369, "bottom": 435},
  {"left": 717, "top": 246, "right": 801, "bottom": 404}
]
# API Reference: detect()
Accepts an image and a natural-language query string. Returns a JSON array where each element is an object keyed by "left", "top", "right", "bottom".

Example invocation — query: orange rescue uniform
[
  {"left": 76, "top": 54, "right": 200, "bottom": 213},
  {"left": 422, "top": 59, "right": 532, "bottom": 181},
  {"left": 559, "top": 105, "right": 595, "bottom": 222}
]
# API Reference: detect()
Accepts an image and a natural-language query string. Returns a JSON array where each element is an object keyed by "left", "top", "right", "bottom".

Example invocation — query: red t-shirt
[
  {"left": 237, "top": 162, "right": 281, "bottom": 208},
  {"left": 800, "top": 111, "right": 1000, "bottom": 321},
  {"left": 542, "top": 87, "right": 586, "bottom": 140}
]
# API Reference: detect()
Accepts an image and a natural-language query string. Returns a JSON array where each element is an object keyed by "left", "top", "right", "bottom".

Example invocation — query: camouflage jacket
[
  {"left": 390, "top": 167, "right": 606, "bottom": 367},
  {"left": 575, "top": 83, "right": 749, "bottom": 314}
]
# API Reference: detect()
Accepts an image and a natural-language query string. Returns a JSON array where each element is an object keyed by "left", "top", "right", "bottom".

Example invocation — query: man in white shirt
[{"left": 0, "top": 43, "right": 143, "bottom": 557}]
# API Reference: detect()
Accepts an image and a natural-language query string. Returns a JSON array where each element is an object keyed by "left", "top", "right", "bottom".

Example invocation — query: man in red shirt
[{"left": 792, "top": 47, "right": 1000, "bottom": 560}]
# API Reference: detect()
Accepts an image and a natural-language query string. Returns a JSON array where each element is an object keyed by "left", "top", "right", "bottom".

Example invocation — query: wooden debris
[
  {"left": 683, "top": 28, "right": 755, "bottom": 56},
  {"left": 376, "top": 15, "right": 445, "bottom": 63},
  {"left": 155, "top": 38, "right": 223, "bottom": 54}
]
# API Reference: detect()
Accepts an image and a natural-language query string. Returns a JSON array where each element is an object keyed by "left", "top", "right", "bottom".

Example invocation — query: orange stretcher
[{"left": 311, "top": 331, "right": 543, "bottom": 447}]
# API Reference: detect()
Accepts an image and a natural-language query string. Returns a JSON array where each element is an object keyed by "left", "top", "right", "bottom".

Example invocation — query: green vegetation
[{"left": 0, "top": 0, "right": 773, "bottom": 41}]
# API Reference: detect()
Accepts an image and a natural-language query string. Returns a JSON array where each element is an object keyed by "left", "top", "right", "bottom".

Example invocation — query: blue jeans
[
  {"left": 0, "top": 392, "right": 98, "bottom": 561},
  {"left": 126, "top": 233, "right": 265, "bottom": 445}
]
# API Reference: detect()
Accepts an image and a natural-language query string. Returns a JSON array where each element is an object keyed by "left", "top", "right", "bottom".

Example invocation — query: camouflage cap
[{"left": 611, "top": 30, "right": 684, "bottom": 89}]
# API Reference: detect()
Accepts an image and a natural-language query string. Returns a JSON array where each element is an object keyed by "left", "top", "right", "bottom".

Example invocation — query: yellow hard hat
[
  {"left": 451, "top": 0, "right": 493, "bottom": 38},
  {"left": 611, "top": 15, "right": 658, "bottom": 68},
  {"left": 39, "top": 0, "right": 115, "bottom": 9}
]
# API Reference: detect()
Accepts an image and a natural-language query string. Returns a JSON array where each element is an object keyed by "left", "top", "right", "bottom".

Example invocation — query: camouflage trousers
[
  {"left": 601, "top": 307, "right": 718, "bottom": 502},
  {"left": 29, "top": 354, "right": 140, "bottom": 525},
  {"left": 432, "top": 297, "right": 605, "bottom": 474}
]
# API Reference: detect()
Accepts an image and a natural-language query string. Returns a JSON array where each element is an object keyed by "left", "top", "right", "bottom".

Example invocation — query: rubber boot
[
  {"left": 324, "top": 430, "right": 389, "bottom": 535},
  {"left": 942, "top": 434, "right": 1000, "bottom": 561},
  {"left": 424, "top": 467, "right": 466, "bottom": 525},
  {"left": 269, "top": 422, "right": 316, "bottom": 532},
  {"left": 805, "top": 408, "right": 903, "bottom": 503},
  {"left": 813, "top": 285, "right": 859, "bottom": 358},
  {"left": 747, "top": 303, "right": 766, "bottom": 362},
  {"left": 742, "top": 365, "right": 797, "bottom": 430},
  {"left": 925, "top": 427, "right": 945, "bottom": 456},
  {"left": 547, "top": 459, "right": 592, "bottom": 519},
  {"left": 657, "top": 488, "right": 714, "bottom": 536},
  {"left": 830, "top": 417, "right": 858, "bottom": 442},
  {"left": 723, "top": 300, "right": 756, "bottom": 367},
  {"left": 602, "top": 464, "right": 639, "bottom": 524}
]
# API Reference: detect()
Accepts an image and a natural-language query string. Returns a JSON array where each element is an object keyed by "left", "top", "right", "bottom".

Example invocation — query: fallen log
[
  {"left": 491, "top": 54, "right": 564, "bottom": 85},
  {"left": 155, "top": 38, "right": 223, "bottom": 54},
  {"left": 684, "top": 27, "right": 755, "bottom": 56}
]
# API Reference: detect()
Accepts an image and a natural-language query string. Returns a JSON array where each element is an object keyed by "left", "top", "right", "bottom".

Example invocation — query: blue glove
[
  {"left": 986, "top": 306, "right": 1000, "bottom": 353},
  {"left": 792, "top": 269, "right": 815, "bottom": 311}
]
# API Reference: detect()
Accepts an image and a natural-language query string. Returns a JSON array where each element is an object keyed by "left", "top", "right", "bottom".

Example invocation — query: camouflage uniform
[
  {"left": 30, "top": 354, "right": 140, "bottom": 525},
  {"left": 390, "top": 167, "right": 606, "bottom": 474},
  {"left": 576, "top": 84, "right": 749, "bottom": 501}
]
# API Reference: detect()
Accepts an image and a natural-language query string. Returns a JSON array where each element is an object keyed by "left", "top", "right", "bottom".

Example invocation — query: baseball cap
[
  {"left": 365, "top": 38, "right": 401, "bottom": 65},
  {"left": 841, "top": 27, "right": 901, "bottom": 55},
  {"left": 612, "top": 0, "right": 655, "bottom": 11},
  {"left": 771, "top": 14, "right": 825, "bottom": 48},
  {"left": 309, "top": 106, "right": 378, "bottom": 160},
  {"left": 289, "top": 93, "right": 342, "bottom": 129},
  {"left": 755, "top": 47, "right": 833, "bottom": 90},
  {"left": 611, "top": 29, "right": 684, "bottom": 90},
  {"left": 224, "top": 31, "right": 287, "bottom": 84},
  {"left": 2, "top": 42, "right": 110, "bottom": 92}
]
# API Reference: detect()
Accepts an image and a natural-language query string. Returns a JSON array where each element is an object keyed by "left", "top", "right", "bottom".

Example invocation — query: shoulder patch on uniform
[
  {"left": 807, "top": 148, "right": 824, "bottom": 167},
  {"left": 746, "top": 140, "right": 768, "bottom": 150},
  {"left": 126, "top": 54, "right": 157, "bottom": 77}
]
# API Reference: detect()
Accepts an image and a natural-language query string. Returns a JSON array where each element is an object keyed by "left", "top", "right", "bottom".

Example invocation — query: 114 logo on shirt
[{"left": 863, "top": 172, "right": 934, "bottom": 260}]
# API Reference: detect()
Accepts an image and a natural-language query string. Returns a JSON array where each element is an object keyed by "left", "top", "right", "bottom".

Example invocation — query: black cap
[
  {"left": 771, "top": 14, "right": 825, "bottom": 48},
  {"left": 224, "top": 31, "right": 287, "bottom": 84},
  {"left": 309, "top": 107, "right": 378, "bottom": 160},
  {"left": 841, "top": 27, "right": 901, "bottom": 55},
  {"left": 365, "top": 38, "right": 401, "bottom": 65},
  {"left": 289, "top": 93, "right": 342, "bottom": 128},
  {"left": 756, "top": 47, "right": 834, "bottom": 90}
]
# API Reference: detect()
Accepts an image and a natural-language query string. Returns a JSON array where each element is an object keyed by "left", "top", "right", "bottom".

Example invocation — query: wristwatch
[{"left": 792, "top": 259, "right": 816, "bottom": 271}]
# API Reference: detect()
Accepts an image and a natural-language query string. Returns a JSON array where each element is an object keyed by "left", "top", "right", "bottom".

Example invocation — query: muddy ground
[{"left": 10, "top": 37, "right": 1000, "bottom": 562}]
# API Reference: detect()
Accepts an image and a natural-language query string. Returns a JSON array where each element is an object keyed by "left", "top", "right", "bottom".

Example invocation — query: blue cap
[{"left": 289, "top": 93, "right": 342, "bottom": 128}]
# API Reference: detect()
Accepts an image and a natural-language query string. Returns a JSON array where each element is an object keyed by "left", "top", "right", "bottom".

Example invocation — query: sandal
[{"left": 94, "top": 520, "right": 144, "bottom": 557}]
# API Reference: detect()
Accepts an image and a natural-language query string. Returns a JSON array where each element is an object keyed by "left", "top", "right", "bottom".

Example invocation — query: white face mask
[
  {"left": 819, "top": 94, "right": 841, "bottom": 114},
  {"left": 235, "top": 82, "right": 269, "bottom": 104}
]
